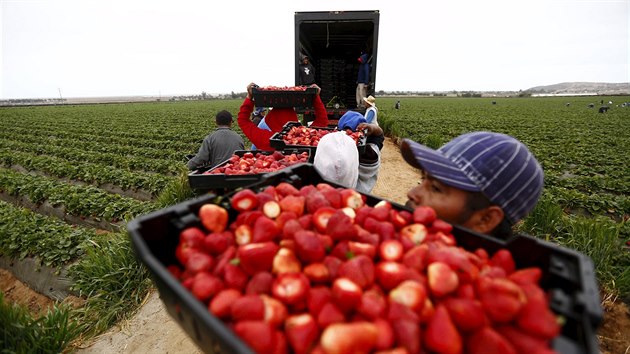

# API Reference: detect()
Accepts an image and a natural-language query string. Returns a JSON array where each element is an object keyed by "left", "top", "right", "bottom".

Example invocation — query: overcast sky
[{"left": 1, "top": 0, "right": 628, "bottom": 99}]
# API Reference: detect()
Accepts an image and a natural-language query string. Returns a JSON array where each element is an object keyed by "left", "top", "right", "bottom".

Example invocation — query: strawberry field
[{"left": 1, "top": 96, "right": 629, "bottom": 352}]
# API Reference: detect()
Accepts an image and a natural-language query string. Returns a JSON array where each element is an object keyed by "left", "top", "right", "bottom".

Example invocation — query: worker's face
[
  {"left": 405, "top": 172, "right": 475, "bottom": 227},
  {"left": 303, "top": 58, "right": 309, "bottom": 64}
]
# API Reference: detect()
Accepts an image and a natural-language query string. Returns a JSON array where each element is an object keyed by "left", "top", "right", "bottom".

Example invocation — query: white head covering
[{"left": 314, "top": 132, "right": 359, "bottom": 188}]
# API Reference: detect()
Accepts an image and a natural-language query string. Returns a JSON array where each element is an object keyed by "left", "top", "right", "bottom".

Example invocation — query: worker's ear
[{"left": 464, "top": 206, "right": 504, "bottom": 235}]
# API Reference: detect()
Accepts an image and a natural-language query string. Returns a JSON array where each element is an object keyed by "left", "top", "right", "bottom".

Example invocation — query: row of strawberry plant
[
  {"left": 1, "top": 139, "right": 183, "bottom": 175},
  {"left": 0, "top": 200, "right": 96, "bottom": 267},
  {"left": 0, "top": 168, "right": 155, "bottom": 222},
  {"left": 1, "top": 126, "right": 199, "bottom": 157},
  {"left": 0, "top": 150, "right": 173, "bottom": 196}
]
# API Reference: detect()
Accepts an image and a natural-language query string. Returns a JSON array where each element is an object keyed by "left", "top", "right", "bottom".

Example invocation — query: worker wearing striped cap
[{"left": 401, "top": 131, "right": 544, "bottom": 238}]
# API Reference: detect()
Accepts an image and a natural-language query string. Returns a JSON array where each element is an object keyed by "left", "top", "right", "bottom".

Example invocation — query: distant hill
[{"left": 526, "top": 82, "right": 630, "bottom": 95}]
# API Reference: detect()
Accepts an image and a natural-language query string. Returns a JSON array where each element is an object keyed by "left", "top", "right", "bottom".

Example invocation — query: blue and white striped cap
[{"left": 401, "top": 132, "right": 544, "bottom": 224}]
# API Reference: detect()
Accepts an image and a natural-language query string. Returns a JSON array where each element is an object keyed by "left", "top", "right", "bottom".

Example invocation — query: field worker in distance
[
  {"left": 314, "top": 132, "right": 359, "bottom": 189},
  {"left": 363, "top": 95, "right": 378, "bottom": 125},
  {"left": 187, "top": 110, "right": 245, "bottom": 170},
  {"left": 401, "top": 131, "right": 544, "bottom": 238},
  {"left": 238, "top": 82, "right": 329, "bottom": 151},
  {"left": 298, "top": 55, "right": 316, "bottom": 86}
]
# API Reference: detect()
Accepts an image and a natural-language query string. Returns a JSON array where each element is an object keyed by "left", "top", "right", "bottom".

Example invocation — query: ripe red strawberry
[
  {"left": 245, "top": 271, "right": 273, "bottom": 295},
  {"left": 212, "top": 246, "right": 236, "bottom": 277},
  {"left": 276, "top": 182, "right": 300, "bottom": 197},
  {"left": 496, "top": 325, "right": 552, "bottom": 354},
  {"left": 402, "top": 244, "right": 428, "bottom": 271},
  {"left": 303, "top": 262, "right": 330, "bottom": 283},
  {"left": 375, "top": 261, "right": 409, "bottom": 290},
  {"left": 320, "top": 322, "right": 378, "bottom": 354},
  {"left": 430, "top": 219, "right": 453, "bottom": 234},
  {"left": 281, "top": 218, "right": 303, "bottom": 240},
  {"left": 275, "top": 211, "right": 298, "bottom": 230},
  {"left": 237, "top": 242, "right": 280, "bottom": 275},
  {"left": 490, "top": 249, "right": 516, "bottom": 275},
  {"left": 176, "top": 227, "right": 206, "bottom": 265},
  {"left": 348, "top": 241, "right": 376, "bottom": 258},
  {"left": 317, "top": 302, "right": 346, "bottom": 328},
  {"left": 185, "top": 252, "right": 214, "bottom": 274},
  {"left": 380, "top": 239, "right": 404, "bottom": 261},
  {"left": 516, "top": 285, "right": 560, "bottom": 339},
  {"left": 427, "top": 261, "right": 459, "bottom": 297},
  {"left": 389, "top": 280, "right": 427, "bottom": 312},
  {"left": 199, "top": 204, "right": 228, "bottom": 233},
  {"left": 234, "top": 320, "right": 276, "bottom": 354},
  {"left": 272, "top": 273, "right": 310, "bottom": 306},
  {"left": 305, "top": 191, "right": 332, "bottom": 214},
  {"left": 466, "top": 327, "right": 517, "bottom": 354},
  {"left": 272, "top": 247, "right": 302, "bottom": 274},
  {"left": 326, "top": 210, "right": 358, "bottom": 240},
  {"left": 391, "top": 319, "right": 421, "bottom": 354},
  {"left": 231, "top": 294, "right": 265, "bottom": 321},
  {"left": 332, "top": 277, "right": 363, "bottom": 312},
  {"left": 312, "top": 207, "right": 337, "bottom": 233},
  {"left": 209, "top": 288, "right": 241, "bottom": 318},
  {"left": 279, "top": 195, "right": 306, "bottom": 216},
  {"left": 373, "top": 318, "right": 395, "bottom": 350},
  {"left": 427, "top": 247, "right": 479, "bottom": 284},
  {"left": 204, "top": 231, "right": 234, "bottom": 255},
  {"left": 231, "top": 189, "right": 259, "bottom": 212},
  {"left": 400, "top": 223, "right": 428, "bottom": 247},
  {"left": 262, "top": 200, "right": 281, "bottom": 219},
  {"left": 320, "top": 188, "right": 342, "bottom": 209},
  {"left": 284, "top": 313, "right": 320, "bottom": 354},
  {"left": 234, "top": 210, "right": 263, "bottom": 228},
  {"left": 424, "top": 304, "right": 462, "bottom": 354},
  {"left": 443, "top": 297, "right": 487, "bottom": 333},
  {"left": 477, "top": 277, "right": 526, "bottom": 323},
  {"left": 323, "top": 256, "right": 342, "bottom": 279},
  {"left": 299, "top": 184, "right": 318, "bottom": 197},
  {"left": 234, "top": 224, "right": 252, "bottom": 245},
  {"left": 508, "top": 267, "right": 542, "bottom": 285},
  {"left": 354, "top": 225, "right": 380, "bottom": 246},
  {"left": 354, "top": 206, "right": 372, "bottom": 226},
  {"left": 339, "top": 189, "right": 365, "bottom": 209},
  {"left": 223, "top": 263, "right": 248, "bottom": 290},
  {"left": 357, "top": 288, "right": 387, "bottom": 319},
  {"left": 337, "top": 255, "right": 375, "bottom": 289},
  {"left": 389, "top": 209, "right": 410, "bottom": 229},
  {"left": 298, "top": 214, "right": 312, "bottom": 229},
  {"left": 368, "top": 205, "right": 390, "bottom": 221},
  {"left": 261, "top": 294, "right": 288, "bottom": 327},
  {"left": 294, "top": 230, "right": 326, "bottom": 263},
  {"left": 253, "top": 216, "right": 280, "bottom": 242},
  {"left": 412, "top": 205, "right": 437, "bottom": 225},
  {"left": 191, "top": 271, "right": 223, "bottom": 302},
  {"left": 307, "top": 286, "right": 333, "bottom": 316}
]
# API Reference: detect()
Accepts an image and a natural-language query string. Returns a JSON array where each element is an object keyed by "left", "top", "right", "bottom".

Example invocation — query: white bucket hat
[{"left": 314, "top": 132, "right": 359, "bottom": 188}]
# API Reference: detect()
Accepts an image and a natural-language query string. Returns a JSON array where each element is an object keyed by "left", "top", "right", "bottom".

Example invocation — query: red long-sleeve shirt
[{"left": 237, "top": 95, "right": 329, "bottom": 151}]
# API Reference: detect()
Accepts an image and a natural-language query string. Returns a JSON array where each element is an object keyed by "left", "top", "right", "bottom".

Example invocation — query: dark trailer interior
[{"left": 295, "top": 11, "right": 379, "bottom": 112}]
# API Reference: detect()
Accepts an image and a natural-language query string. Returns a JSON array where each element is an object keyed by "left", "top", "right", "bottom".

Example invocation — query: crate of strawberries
[
  {"left": 252, "top": 85, "right": 318, "bottom": 108},
  {"left": 270, "top": 122, "right": 366, "bottom": 155},
  {"left": 188, "top": 149, "right": 311, "bottom": 191},
  {"left": 130, "top": 163, "right": 602, "bottom": 354}
]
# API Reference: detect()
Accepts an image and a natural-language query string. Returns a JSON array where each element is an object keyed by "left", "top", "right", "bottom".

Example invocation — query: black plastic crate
[
  {"left": 269, "top": 121, "right": 367, "bottom": 155},
  {"left": 129, "top": 164, "right": 602, "bottom": 354},
  {"left": 252, "top": 86, "right": 317, "bottom": 108},
  {"left": 187, "top": 149, "right": 311, "bottom": 191}
]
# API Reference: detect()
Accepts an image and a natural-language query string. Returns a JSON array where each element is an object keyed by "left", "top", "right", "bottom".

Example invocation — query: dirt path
[{"left": 73, "top": 136, "right": 421, "bottom": 354}]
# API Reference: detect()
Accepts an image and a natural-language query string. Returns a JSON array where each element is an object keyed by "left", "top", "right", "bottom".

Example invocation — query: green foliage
[
  {"left": 0, "top": 200, "right": 95, "bottom": 266},
  {"left": 155, "top": 169, "right": 196, "bottom": 208},
  {"left": 68, "top": 232, "right": 152, "bottom": 338},
  {"left": 0, "top": 292, "right": 81, "bottom": 353}
]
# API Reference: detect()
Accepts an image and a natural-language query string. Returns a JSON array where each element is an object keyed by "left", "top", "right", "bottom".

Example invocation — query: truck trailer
[{"left": 294, "top": 10, "right": 380, "bottom": 123}]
